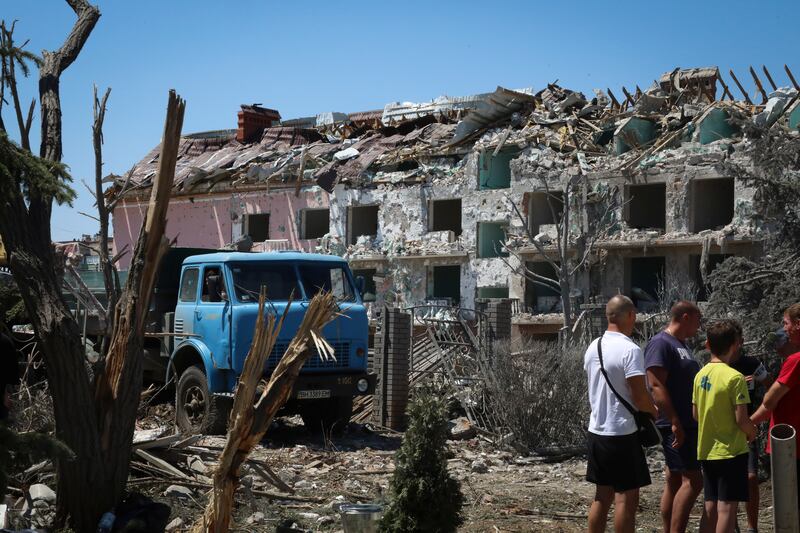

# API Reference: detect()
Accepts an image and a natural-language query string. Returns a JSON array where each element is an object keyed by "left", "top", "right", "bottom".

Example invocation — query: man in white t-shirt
[{"left": 584, "top": 295, "right": 658, "bottom": 533}]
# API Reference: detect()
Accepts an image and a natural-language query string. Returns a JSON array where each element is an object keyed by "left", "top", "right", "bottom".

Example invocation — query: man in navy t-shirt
[{"left": 645, "top": 301, "right": 702, "bottom": 533}]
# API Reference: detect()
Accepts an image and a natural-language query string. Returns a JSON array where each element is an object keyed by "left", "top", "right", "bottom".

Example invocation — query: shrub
[
  {"left": 380, "top": 393, "right": 464, "bottom": 533},
  {"left": 488, "top": 338, "right": 589, "bottom": 450}
]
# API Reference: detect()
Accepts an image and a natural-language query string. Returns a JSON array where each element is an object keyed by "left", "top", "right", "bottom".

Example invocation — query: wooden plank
[
  {"left": 762, "top": 65, "right": 778, "bottom": 91},
  {"left": 785, "top": 65, "right": 800, "bottom": 90},
  {"left": 134, "top": 448, "right": 191, "bottom": 479},
  {"left": 728, "top": 69, "right": 752, "bottom": 104},
  {"left": 717, "top": 73, "right": 735, "bottom": 101},
  {"left": 749, "top": 66, "right": 768, "bottom": 104}
]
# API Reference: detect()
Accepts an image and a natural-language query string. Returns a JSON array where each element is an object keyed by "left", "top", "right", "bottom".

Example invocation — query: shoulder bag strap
[{"left": 596, "top": 334, "right": 638, "bottom": 416}]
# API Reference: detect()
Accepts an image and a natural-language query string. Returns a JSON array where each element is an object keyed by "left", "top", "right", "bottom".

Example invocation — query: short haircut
[
  {"left": 670, "top": 300, "right": 700, "bottom": 322},
  {"left": 785, "top": 303, "right": 800, "bottom": 323},
  {"left": 731, "top": 320, "right": 743, "bottom": 340},
  {"left": 606, "top": 294, "right": 635, "bottom": 324},
  {"left": 706, "top": 320, "right": 739, "bottom": 355}
]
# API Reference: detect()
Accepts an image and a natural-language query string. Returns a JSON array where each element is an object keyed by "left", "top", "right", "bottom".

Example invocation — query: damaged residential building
[{"left": 110, "top": 66, "right": 800, "bottom": 337}]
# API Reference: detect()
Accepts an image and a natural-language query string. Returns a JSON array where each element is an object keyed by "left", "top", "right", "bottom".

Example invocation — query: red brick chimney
[{"left": 236, "top": 104, "right": 281, "bottom": 143}]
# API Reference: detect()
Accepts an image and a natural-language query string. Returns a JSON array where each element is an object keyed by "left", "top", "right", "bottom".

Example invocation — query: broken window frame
[
  {"left": 300, "top": 207, "right": 331, "bottom": 240},
  {"left": 477, "top": 221, "right": 510, "bottom": 259},
  {"left": 527, "top": 190, "right": 564, "bottom": 236},
  {"left": 478, "top": 147, "right": 519, "bottom": 190},
  {"left": 347, "top": 204, "right": 380, "bottom": 246},
  {"left": 427, "top": 264, "right": 461, "bottom": 304},
  {"left": 428, "top": 198, "right": 462, "bottom": 236},
  {"left": 688, "top": 177, "right": 735, "bottom": 233},
  {"left": 624, "top": 182, "right": 666, "bottom": 231},
  {"left": 244, "top": 213, "right": 270, "bottom": 242}
]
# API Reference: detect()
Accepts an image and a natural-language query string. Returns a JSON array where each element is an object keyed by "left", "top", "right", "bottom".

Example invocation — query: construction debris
[{"left": 110, "top": 64, "right": 800, "bottom": 336}]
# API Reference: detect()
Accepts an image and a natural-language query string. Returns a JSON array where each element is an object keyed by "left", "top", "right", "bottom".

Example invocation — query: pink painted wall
[{"left": 112, "top": 189, "right": 330, "bottom": 270}]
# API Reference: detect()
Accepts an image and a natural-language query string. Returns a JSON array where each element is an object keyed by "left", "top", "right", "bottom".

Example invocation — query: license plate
[{"left": 297, "top": 389, "right": 331, "bottom": 399}]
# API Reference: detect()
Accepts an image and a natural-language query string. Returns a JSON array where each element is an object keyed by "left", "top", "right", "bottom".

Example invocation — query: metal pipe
[{"left": 771, "top": 423, "right": 799, "bottom": 533}]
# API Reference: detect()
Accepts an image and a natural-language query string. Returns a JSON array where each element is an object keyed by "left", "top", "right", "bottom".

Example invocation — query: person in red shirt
[{"left": 751, "top": 303, "right": 800, "bottom": 516}]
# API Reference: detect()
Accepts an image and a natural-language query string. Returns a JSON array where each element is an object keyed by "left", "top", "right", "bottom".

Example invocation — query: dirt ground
[{"left": 134, "top": 413, "right": 777, "bottom": 533}]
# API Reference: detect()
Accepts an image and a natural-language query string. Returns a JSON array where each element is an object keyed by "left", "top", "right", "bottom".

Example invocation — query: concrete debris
[
  {"left": 470, "top": 458, "right": 490, "bottom": 473},
  {"left": 449, "top": 417, "right": 478, "bottom": 440},
  {"left": 163, "top": 485, "right": 193, "bottom": 500},
  {"left": 246, "top": 511, "right": 266, "bottom": 525},
  {"left": 111, "top": 64, "right": 799, "bottom": 322},
  {"left": 333, "top": 146, "right": 359, "bottom": 161},
  {"left": 165, "top": 517, "right": 184, "bottom": 531},
  {"left": 27, "top": 484, "right": 56, "bottom": 505}
]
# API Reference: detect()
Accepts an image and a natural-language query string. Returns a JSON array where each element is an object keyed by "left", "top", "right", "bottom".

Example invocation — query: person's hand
[
  {"left": 671, "top": 421, "right": 685, "bottom": 448},
  {"left": 746, "top": 425, "right": 757, "bottom": 443},
  {"left": 745, "top": 375, "right": 754, "bottom": 384}
]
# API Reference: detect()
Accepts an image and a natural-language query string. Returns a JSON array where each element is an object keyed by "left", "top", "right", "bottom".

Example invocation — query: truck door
[
  {"left": 175, "top": 266, "right": 200, "bottom": 342},
  {"left": 194, "top": 265, "right": 232, "bottom": 370}
]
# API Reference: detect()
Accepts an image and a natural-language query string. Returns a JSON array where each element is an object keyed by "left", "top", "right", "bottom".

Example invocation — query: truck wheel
[
  {"left": 301, "top": 397, "right": 353, "bottom": 434},
  {"left": 175, "top": 366, "right": 228, "bottom": 435}
]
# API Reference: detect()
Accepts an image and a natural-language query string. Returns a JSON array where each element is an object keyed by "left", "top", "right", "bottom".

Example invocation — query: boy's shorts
[
  {"left": 659, "top": 426, "right": 701, "bottom": 471},
  {"left": 586, "top": 431, "right": 651, "bottom": 492},
  {"left": 701, "top": 453, "right": 749, "bottom": 502}
]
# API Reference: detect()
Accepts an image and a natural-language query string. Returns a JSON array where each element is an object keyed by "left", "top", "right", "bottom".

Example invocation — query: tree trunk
[
  {"left": 93, "top": 89, "right": 184, "bottom": 510},
  {"left": 0, "top": 206, "right": 112, "bottom": 530}
]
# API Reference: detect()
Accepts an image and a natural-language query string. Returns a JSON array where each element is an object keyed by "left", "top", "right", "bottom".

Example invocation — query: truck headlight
[{"left": 357, "top": 378, "right": 369, "bottom": 393}]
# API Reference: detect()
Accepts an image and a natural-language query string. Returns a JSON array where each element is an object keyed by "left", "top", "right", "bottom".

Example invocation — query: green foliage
[
  {"left": 0, "top": 20, "right": 43, "bottom": 78},
  {"left": 0, "top": 276, "right": 27, "bottom": 324},
  {"left": 0, "top": 423, "right": 74, "bottom": 500},
  {"left": 0, "top": 131, "right": 74, "bottom": 206},
  {"left": 380, "top": 394, "right": 464, "bottom": 533}
]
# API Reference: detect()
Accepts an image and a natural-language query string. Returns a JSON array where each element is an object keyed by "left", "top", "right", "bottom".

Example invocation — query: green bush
[{"left": 380, "top": 393, "right": 464, "bottom": 533}]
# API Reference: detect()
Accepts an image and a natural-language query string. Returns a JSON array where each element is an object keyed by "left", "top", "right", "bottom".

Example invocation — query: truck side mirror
[{"left": 355, "top": 275, "right": 365, "bottom": 295}]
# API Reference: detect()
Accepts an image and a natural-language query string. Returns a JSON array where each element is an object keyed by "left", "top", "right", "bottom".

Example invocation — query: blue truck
[{"left": 142, "top": 249, "right": 375, "bottom": 434}]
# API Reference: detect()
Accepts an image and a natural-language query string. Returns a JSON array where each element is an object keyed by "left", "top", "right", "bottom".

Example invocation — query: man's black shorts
[
  {"left": 659, "top": 426, "right": 701, "bottom": 472},
  {"left": 701, "top": 454, "right": 749, "bottom": 502},
  {"left": 586, "top": 431, "right": 651, "bottom": 492}
]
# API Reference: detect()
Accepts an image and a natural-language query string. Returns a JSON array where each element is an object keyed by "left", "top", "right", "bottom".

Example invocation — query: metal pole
[{"left": 771, "top": 423, "right": 799, "bottom": 533}]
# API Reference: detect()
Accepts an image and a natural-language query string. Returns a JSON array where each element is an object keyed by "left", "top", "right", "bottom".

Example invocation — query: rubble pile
[{"left": 115, "top": 66, "right": 800, "bottom": 203}]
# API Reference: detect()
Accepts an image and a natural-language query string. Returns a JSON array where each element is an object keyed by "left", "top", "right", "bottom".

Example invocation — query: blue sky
[{"left": 3, "top": 0, "right": 798, "bottom": 240}]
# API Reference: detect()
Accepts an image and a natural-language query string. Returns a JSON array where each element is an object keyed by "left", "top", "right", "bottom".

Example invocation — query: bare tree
[{"left": 501, "top": 174, "right": 621, "bottom": 335}]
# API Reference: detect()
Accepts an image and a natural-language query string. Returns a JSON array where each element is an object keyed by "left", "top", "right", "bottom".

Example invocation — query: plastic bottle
[{"left": 97, "top": 511, "right": 116, "bottom": 533}]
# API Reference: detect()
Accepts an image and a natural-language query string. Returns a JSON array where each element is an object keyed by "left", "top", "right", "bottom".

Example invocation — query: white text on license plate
[{"left": 298, "top": 389, "right": 331, "bottom": 399}]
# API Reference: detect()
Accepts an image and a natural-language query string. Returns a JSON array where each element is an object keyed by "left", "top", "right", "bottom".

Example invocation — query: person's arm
[
  {"left": 627, "top": 375, "right": 658, "bottom": 417},
  {"left": 751, "top": 381, "right": 792, "bottom": 424},
  {"left": 647, "top": 367, "right": 684, "bottom": 447},
  {"left": 692, "top": 403, "right": 698, "bottom": 421},
  {"left": 736, "top": 403, "right": 757, "bottom": 442}
]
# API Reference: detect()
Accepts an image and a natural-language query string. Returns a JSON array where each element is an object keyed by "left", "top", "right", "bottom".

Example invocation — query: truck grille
[{"left": 266, "top": 342, "right": 350, "bottom": 370}]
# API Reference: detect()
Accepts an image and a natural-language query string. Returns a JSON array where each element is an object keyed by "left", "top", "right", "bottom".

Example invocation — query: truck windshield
[
  {"left": 230, "top": 263, "right": 300, "bottom": 302},
  {"left": 298, "top": 264, "right": 356, "bottom": 302}
]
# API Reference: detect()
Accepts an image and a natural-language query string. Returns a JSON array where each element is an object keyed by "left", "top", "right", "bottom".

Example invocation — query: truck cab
[{"left": 161, "top": 250, "right": 374, "bottom": 434}]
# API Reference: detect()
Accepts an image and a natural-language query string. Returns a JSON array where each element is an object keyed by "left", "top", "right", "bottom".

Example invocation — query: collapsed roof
[{"left": 111, "top": 65, "right": 800, "bottom": 199}]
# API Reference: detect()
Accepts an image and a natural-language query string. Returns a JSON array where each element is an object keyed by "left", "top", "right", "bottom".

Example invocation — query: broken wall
[{"left": 113, "top": 187, "right": 330, "bottom": 269}]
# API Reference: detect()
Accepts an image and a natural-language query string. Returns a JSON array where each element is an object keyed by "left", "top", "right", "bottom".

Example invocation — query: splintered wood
[{"left": 192, "top": 289, "right": 339, "bottom": 533}]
